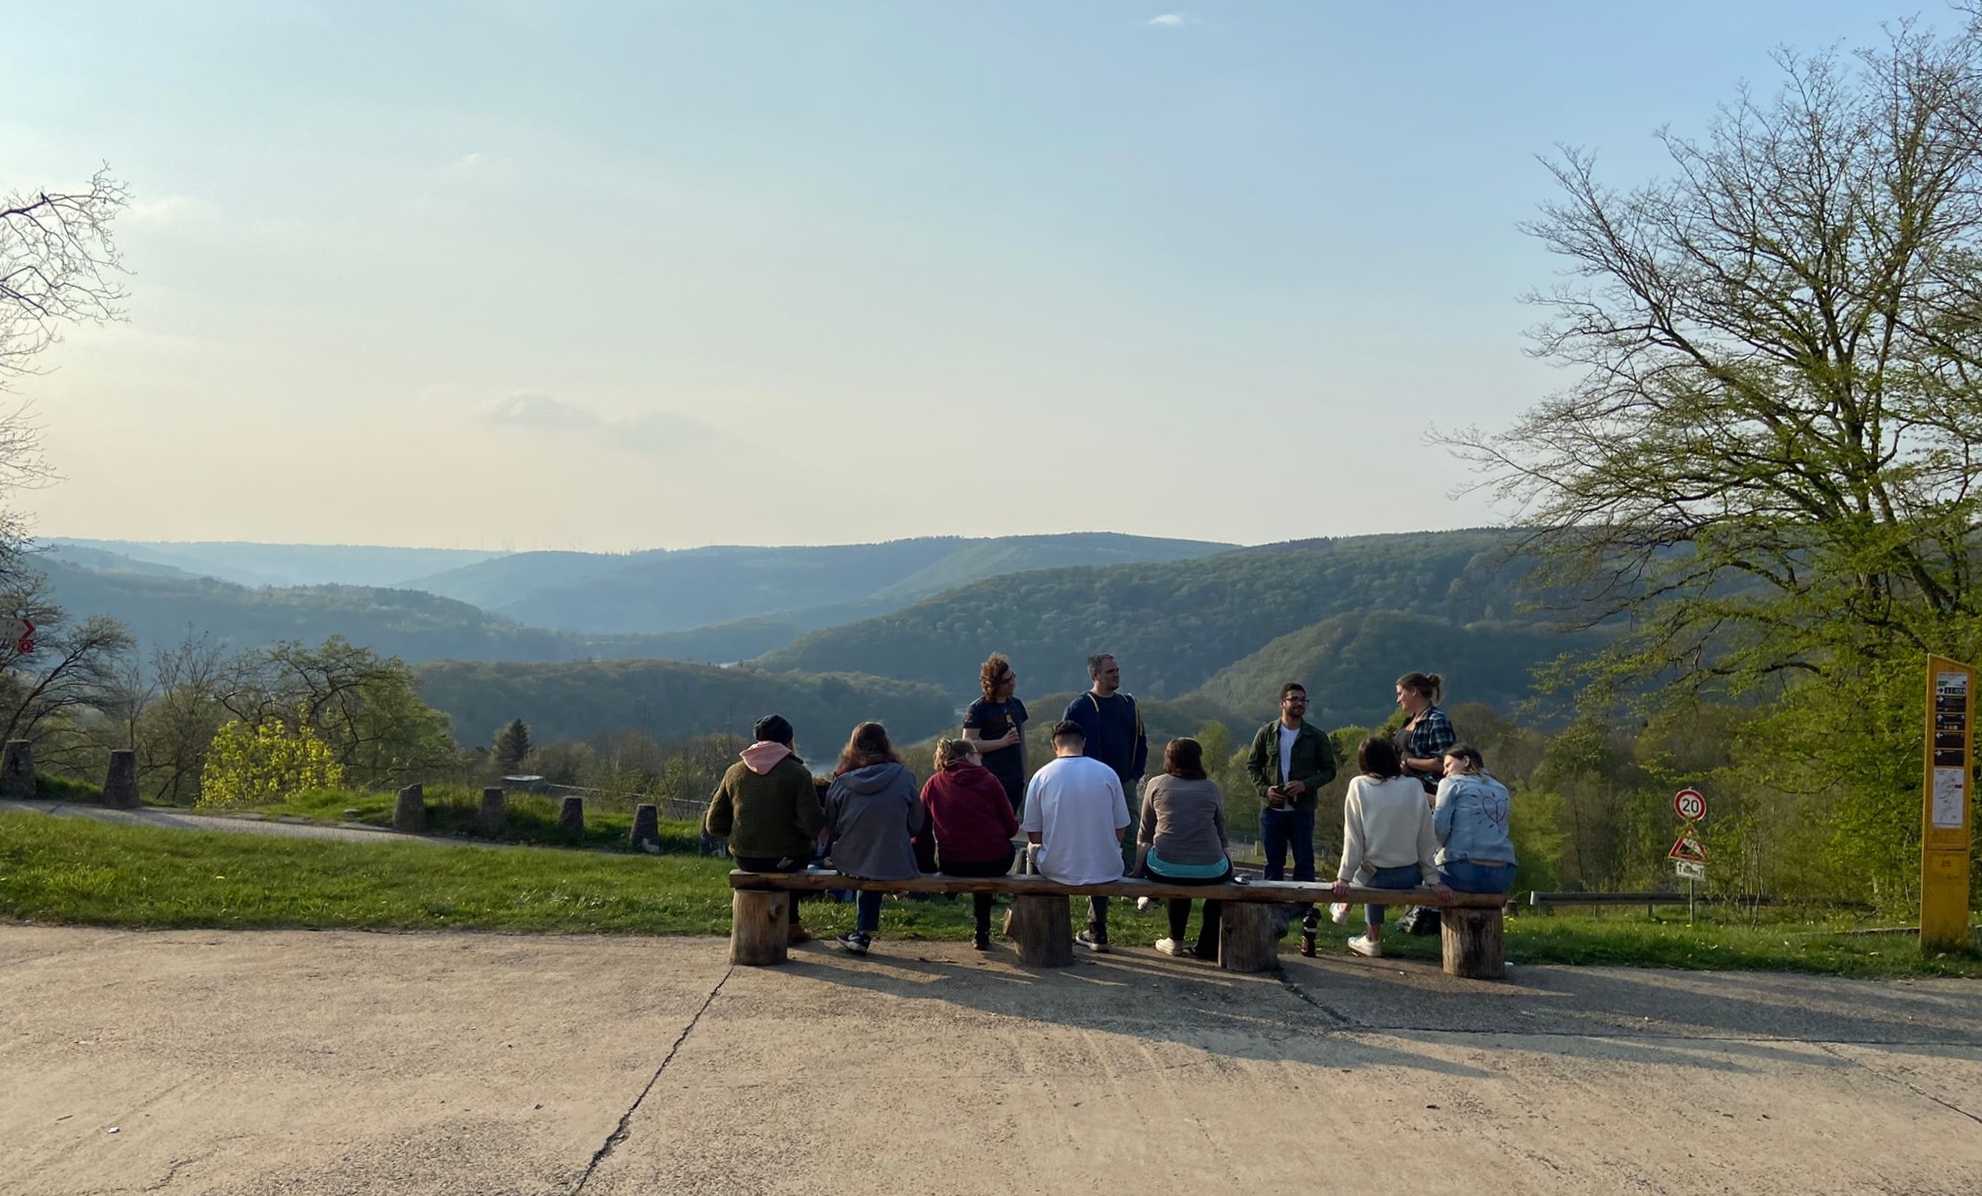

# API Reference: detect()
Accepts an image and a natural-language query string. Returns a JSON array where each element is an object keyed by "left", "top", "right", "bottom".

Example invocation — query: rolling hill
[
  {"left": 754, "top": 530, "right": 1544, "bottom": 702},
  {"left": 416, "top": 660, "right": 957, "bottom": 749},
  {"left": 410, "top": 533, "right": 1236, "bottom": 635},
  {"left": 48, "top": 538, "right": 501, "bottom": 588}
]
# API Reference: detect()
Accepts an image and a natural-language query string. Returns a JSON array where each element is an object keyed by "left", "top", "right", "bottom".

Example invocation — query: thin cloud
[
  {"left": 1147, "top": 13, "right": 1202, "bottom": 28},
  {"left": 479, "top": 392, "right": 718, "bottom": 453}
]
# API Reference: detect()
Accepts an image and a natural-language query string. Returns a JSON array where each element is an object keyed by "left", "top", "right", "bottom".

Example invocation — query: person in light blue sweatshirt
[{"left": 1432, "top": 744, "right": 1516, "bottom": 894}]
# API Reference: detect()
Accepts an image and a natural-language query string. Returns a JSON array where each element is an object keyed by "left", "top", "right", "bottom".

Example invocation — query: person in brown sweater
[{"left": 704, "top": 714, "right": 826, "bottom": 943}]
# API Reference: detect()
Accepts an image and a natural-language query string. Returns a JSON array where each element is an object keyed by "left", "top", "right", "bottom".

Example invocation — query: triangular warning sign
[{"left": 1668, "top": 832, "right": 1706, "bottom": 864}]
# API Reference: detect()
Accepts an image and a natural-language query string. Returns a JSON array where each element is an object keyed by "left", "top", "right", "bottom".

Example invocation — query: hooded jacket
[
  {"left": 919, "top": 761, "right": 1021, "bottom": 867},
  {"left": 826, "top": 761, "right": 926, "bottom": 881},
  {"left": 704, "top": 741, "right": 825, "bottom": 861}
]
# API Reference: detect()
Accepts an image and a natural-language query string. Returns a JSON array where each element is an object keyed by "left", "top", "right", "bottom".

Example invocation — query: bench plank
[{"left": 726, "top": 870, "right": 1503, "bottom": 908}]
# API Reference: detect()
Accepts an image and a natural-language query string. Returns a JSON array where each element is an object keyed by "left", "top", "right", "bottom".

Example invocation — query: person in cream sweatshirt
[{"left": 1330, "top": 736, "right": 1448, "bottom": 958}]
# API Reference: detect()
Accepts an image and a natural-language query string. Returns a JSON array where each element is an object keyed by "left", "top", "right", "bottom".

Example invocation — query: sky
[{"left": 0, "top": 1, "right": 1956, "bottom": 551}]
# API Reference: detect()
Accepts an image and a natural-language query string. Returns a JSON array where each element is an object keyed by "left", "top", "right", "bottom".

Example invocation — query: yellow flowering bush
[{"left": 197, "top": 718, "right": 345, "bottom": 808}]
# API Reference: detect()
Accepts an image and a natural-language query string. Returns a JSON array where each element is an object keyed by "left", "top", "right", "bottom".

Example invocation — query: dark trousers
[
  {"left": 734, "top": 855, "right": 808, "bottom": 926},
  {"left": 942, "top": 847, "right": 1017, "bottom": 938},
  {"left": 1086, "top": 896, "right": 1111, "bottom": 941},
  {"left": 1259, "top": 807, "right": 1316, "bottom": 882},
  {"left": 1148, "top": 863, "right": 1232, "bottom": 957}
]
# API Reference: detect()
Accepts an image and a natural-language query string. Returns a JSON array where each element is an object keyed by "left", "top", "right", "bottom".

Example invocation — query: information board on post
[{"left": 1922, "top": 656, "right": 1975, "bottom": 952}]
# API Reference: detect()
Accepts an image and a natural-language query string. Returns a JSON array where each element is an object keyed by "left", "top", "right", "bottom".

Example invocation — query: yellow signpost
[{"left": 1922, "top": 656, "right": 1976, "bottom": 952}]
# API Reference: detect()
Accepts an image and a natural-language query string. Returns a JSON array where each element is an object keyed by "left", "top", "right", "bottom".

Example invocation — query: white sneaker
[
  {"left": 1154, "top": 938, "right": 1192, "bottom": 957},
  {"left": 1136, "top": 896, "right": 1156, "bottom": 912},
  {"left": 1347, "top": 934, "right": 1382, "bottom": 958},
  {"left": 1328, "top": 902, "right": 1351, "bottom": 925}
]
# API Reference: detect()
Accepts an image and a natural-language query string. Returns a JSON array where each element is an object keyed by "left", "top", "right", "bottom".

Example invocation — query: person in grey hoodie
[{"left": 825, "top": 721, "right": 927, "bottom": 956}]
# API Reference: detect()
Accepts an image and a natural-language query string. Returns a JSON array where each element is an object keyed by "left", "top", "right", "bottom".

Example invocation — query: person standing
[
  {"left": 703, "top": 714, "right": 826, "bottom": 945},
  {"left": 962, "top": 653, "right": 1028, "bottom": 813},
  {"left": 920, "top": 738, "right": 1022, "bottom": 950},
  {"left": 824, "top": 722, "right": 926, "bottom": 957},
  {"left": 1246, "top": 682, "right": 1338, "bottom": 942},
  {"left": 1062, "top": 653, "right": 1147, "bottom": 793},
  {"left": 1395, "top": 671, "right": 1456, "bottom": 795},
  {"left": 1021, "top": 720, "right": 1131, "bottom": 952}
]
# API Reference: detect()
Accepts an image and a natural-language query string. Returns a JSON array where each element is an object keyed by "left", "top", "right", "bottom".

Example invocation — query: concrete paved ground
[{"left": 2, "top": 926, "right": 1978, "bottom": 1195}]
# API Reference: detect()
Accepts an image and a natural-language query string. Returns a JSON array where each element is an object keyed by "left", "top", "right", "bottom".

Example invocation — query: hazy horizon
[{"left": 5, "top": 1, "right": 1948, "bottom": 551}]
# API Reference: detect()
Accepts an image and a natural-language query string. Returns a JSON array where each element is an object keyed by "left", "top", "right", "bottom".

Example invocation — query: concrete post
[
  {"left": 103, "top": 750, "right": 139, "bottom": 809},
  {"left": 631, "top": 803, "right": 660, "bottom": 852},
  {"left": 393, "top": 784, "right": 425, "bottom": 832},
  {"left": 558, "top": 795, "right": 584, "bottom": 838},
  {"left": 478, "top": 787, "right": 506, "bottom": 837},
  {"left": 0, "top": 740, "right": 35, "bottom": 799}
]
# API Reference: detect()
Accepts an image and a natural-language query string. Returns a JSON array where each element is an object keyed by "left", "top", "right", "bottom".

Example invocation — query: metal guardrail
[{"left": 1524, "top": 891, "right": 1874, "bottom": 914}]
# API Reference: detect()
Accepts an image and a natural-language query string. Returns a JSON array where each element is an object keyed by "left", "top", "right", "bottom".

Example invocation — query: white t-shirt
[
  {"left": 1020, "top": 755, "right": 1130, "bottom": 885},
  {"left": 1277, "top": 724, "right": 1299, "bottom": 784}
]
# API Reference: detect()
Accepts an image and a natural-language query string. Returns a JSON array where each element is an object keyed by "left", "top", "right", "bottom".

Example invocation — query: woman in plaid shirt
[{"left": 1395, "top": 671, "right": 1455, "bottom": 795}]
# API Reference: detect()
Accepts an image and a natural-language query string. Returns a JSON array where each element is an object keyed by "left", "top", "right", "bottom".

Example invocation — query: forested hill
[
  {"left": 410, "top": 532, "right": 1236, "bottom": 635},
  {"left": 1190, "top": 611, "right": 1600, "bottom": 728},
  {"left": 755, "top": 531, "right": 1542, "bottom": 702},
  {"left": 34, "top": 557, "right": 726, "bottom": 664},
  {"left": 416, "top": 660, "right": 956, "bottom": 748}
]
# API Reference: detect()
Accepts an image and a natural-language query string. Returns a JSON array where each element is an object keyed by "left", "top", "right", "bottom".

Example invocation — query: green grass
[{"left": 2, "top": 810, "right": 1977, "bottom": 976}]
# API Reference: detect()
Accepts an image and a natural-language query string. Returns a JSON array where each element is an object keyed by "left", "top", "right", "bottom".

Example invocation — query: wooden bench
[{"left": 728, "top": 870, "right": 1508, "bottom": 978}]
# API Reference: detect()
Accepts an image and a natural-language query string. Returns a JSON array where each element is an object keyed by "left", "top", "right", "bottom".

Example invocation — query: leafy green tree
[
  {"left": 492, "top": 718, "right": 531, "bottom": 774},
  {"left": 1450, "top": 19, "right": 1982, "bottom": 693}
]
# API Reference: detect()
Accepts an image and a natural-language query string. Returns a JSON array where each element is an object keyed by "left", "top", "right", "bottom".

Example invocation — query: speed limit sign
[{"left": 1674, "top": 788, "right": 1706, "bottom": 822}]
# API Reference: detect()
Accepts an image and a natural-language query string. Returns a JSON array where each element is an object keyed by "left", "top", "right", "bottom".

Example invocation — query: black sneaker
[
  {"left": 1075, "top": 930, "right": 1110, "bottom": 954},
  {"left": 972, "top": 932, "right": 992, "bottom": 951},
  {"left": 836, "top": 931, "right": 871, "bottom": 956}
]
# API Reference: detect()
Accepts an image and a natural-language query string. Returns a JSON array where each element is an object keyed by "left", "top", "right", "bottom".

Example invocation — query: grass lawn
[{"left": 2, "top": 810, "right": 1977, "bottom": 977}]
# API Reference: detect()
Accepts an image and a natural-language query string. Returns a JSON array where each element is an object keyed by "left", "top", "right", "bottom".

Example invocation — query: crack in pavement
[
  {"left": 1276, "top": 976, "right": 1358, "bottom": 1027},
  {"left": 570, "top": 964, "right": 734, "bottom": 1193},
  {"left": 1817, "top": 1043, "right": 1982, "bottom": 1128}
]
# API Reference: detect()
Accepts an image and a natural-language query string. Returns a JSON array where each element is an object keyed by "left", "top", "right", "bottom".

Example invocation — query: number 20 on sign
[{"left": 1673, "top": 788, "right": 1707, "bottom": 823}]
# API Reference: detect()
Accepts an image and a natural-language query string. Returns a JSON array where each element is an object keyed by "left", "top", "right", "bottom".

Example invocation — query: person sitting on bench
[
  {"left": 825, "top": 721, "right": 926, "bottom": 957},
  {"left": 1021, "top": 720, "right": 1130, "bottom": 952},
  {"left": 1434, "top": 744, "right": 1517, "bottom": 896},
  {"left": 1138, "top": 737, "right": 1232, "bottom": 959},
  {"left": 1330, "top": 737, "right": 1447, "bottom": 959},
  {"left": 920, "top": 738, "right": 1021, "bottom": 951},
  {"left": 704, "top": 714, "right": 826, "bottom": 945}
]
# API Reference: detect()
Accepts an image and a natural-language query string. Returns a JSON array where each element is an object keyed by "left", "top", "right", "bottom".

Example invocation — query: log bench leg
[
  {"left": 1009, "top": 894, "right": 1074, "bottom": 967},
  {"left": 1441, "top": 907, "right": 1505, "bottom": 979},
  {"left": 731, "top": 890, "right": 790, "bottom": 966},
  {"left": 1218, "top": 902, "right": 1279, "bottom": 973}
]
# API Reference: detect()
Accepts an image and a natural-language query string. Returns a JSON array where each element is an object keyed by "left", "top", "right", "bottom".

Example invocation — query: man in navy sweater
[{"left": 1063, "top": 653, "right": 1148, "bottom": 946}]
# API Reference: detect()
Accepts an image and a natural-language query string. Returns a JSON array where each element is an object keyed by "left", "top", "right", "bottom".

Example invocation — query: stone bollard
[
  {"left": 558, "top": 795, "right": 584, "bottom": 838},
  {"left": 103, "top": 750, "right": 139, "bottom": 809},
  {"left": 631, "top": 803, "right": 660, "bottom": 852},
  {"left": 0, "top": 740, "right": 34, "bottom": 799},
  {"left": 393, "top": 784, "right": 425, "bottom": 832},
  {"left": 478, "top": 787, "right": 507, "bottom": 837}
]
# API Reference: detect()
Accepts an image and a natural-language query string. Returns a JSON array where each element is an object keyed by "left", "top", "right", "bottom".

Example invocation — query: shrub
[{"left": 198, "top": 718, "right": 345, "bottom": 808}]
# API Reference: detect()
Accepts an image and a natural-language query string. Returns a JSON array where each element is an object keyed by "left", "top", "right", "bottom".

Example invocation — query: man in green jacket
[
  {"left": 1245, "top": 683, "right": 1338, "bottom": 891},
  {"left": 705, "top": 713, "right": 826, "bottom": 943}
]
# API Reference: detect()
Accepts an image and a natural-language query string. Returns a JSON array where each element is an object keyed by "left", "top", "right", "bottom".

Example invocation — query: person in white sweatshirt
[{"left": 1330, "top": 737, "right": 1448, "bottom": 958}]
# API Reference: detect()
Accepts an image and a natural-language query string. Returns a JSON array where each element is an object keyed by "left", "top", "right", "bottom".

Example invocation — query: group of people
[{"left": 702, "top": 653, "right": 1516, "bottom": 960}]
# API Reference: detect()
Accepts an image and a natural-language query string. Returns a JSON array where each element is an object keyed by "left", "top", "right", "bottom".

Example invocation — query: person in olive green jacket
[
  {"left": 705, "top": 714, "right": 827, "bottom": 943},
  {"left": 1245, "top": 683, "right": 1339, "bottom": 889}
]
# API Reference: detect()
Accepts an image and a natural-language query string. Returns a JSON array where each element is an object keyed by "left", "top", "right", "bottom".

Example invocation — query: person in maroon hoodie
[{"left": 920, "top": 738, "right": 1022, "bottom": 950}]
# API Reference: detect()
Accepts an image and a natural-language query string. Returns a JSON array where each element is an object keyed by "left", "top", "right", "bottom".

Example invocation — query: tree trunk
[
  {"left": 730, "top": 889, "right": 790, "bottom": 966},
  {"left": 1441, "top": 907, "right": 1506, "bottom": 979},
  {"left": 393, "top": 784, "right": 424, "bottom": 832},
  {"left": 478, "top": 787, "right": 506, "bottom": 837},
  {"left": 102, "top": 750, "right": 139, "bottom": 809},
  {"left": 1010, "top": 894, "right": 1074, "bottom": 966},
  {"left": 1218, "top": 902, "right": 1279, "bottom": 973}
]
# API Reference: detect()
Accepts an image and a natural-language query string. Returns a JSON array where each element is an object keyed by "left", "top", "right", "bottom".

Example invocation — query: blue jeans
[
  {"left": 1364, "top": 863, "right": 1422, "bottom": 928},
  {"left": 1259, "top": 806, "right": 1316, "bottom": 882},
  {"left": 1440, "top": 859, "right": 1515, "bottom": 894},
  {"left": 855, "top": 890, "right": 885, "bottom": 934}
]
